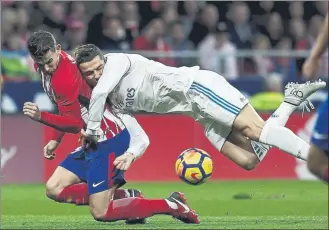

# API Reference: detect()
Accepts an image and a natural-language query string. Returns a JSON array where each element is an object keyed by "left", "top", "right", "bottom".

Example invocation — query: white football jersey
[
  {"left": 106, "top": 53, "right": 199, "bottom": 113},
  {"left": 87, "top": 53, "right": 200, "bottom": 149},
  {"left": 87, "top": 53, "right": 200, "bottom": 132}
]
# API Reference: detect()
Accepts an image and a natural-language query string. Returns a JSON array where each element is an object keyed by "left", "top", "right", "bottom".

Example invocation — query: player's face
[
  {"left": 78, "top": 55, "right": 105, "bottom": 87},
  {"left": 33, "top": 45, "right": 61, "bottom": 74}
]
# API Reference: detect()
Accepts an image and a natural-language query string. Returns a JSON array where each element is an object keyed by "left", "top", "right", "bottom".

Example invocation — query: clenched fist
[
  {"left": 23, "top": 102, "right": 41, "bottom": 121},
  {"left": 44, "top": 140, "right": 59, "bottom": 160}
]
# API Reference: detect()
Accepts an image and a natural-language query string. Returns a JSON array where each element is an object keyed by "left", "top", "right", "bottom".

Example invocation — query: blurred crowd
[{"left": 1, "top": 1, "right": 328, "bottom": 81}]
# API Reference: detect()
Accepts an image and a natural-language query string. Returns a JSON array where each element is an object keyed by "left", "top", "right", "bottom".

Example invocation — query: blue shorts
[
  {"left": 311, "top": 96, "right": 328, "bottom": 155},
  {"left": 60, "top": 146, "right": 88, "bottom": 182},
  {"left": 60, "top": 129, "right": 130, "bottom": 195},
  {"left": 86, "top": 129, "right": 130, "bottom": 195}
]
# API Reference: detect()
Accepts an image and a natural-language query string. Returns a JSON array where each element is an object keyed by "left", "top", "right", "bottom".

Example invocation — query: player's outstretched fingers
[{"left": 44, "top": 152, "right": 56, "bottom": 160}]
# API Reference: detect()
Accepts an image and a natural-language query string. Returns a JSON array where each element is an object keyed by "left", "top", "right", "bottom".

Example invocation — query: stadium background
[
  {"left": 1, "top": 0, "right": 328, "bottom": 183},
  {"left": 1, "top": 1, "right": 328, "bottom": 229}
]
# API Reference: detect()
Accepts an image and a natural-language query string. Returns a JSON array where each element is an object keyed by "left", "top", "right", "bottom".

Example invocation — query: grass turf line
[{"left": 1, "top": 180, "right": 328, "bottom": 229}]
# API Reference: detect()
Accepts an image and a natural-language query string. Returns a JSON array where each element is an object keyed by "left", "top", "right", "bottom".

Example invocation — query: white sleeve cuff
[{"left": 126, "top": 142, "right": 149, "bottom": 159}]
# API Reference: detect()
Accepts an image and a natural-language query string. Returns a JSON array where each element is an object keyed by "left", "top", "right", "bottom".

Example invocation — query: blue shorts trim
[
  {"left": 87, "top": 129, "right": 130, "bottom": 195},
  {"left": 190, "top": 82, "right": 240, "bottom": 115}
]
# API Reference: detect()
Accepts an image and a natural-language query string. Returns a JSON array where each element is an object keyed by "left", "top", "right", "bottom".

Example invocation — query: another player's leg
[
  {"left": 307, "top": 97, "right": 328, "bottom": 184},
  {"left": 189, "top": 71, "right": 323, "bottom": 169},
  {"left": 87, "top": 130, "right": 199, "bottom": 224},
  {"left": 226, "top": 85, "right": 309, "bottom": 166},
  {"left": 200, "top": 118, "right": 260, "bottom": 170},
  {"left": 46, "top": 150, "right": 89, "bottom": 205},
  {"left": 233, "top": 81, "right": 325, "bottom": 161},
  {"left": 46, "top": 166, "right": 86, "bottom": 203},
  {"left": 47, "top": 148, "right": 142, "bottom": 206},
  {"left": 307, "top": 145, "right": 328, "bottom": 184},
  {"left": 90, "top": 188, "right": 199, "bottom": 224}
]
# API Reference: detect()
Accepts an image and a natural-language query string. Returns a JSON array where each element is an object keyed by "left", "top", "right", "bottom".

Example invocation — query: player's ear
[{"left": 56, "top": 44, "right": 61, "bottom": 52}]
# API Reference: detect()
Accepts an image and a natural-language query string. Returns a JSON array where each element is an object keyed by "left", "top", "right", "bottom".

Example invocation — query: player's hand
[
  {"left": 113, "top": 152, "right": 135, "bottom": 171},
  {"left": 44, "top": 140, "right": 59, "bottom": 160},
  {"left": 80, "top": 129, "right": 99, "bottom": 149},
  {"left": 302, "top": 57, "right": 322, "bottom": 80},
  {"left": 23, "top": 102, "right": 41, "bottom": 121}
]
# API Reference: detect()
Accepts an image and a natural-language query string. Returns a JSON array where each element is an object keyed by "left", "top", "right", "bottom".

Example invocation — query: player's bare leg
[
  {"left": 46, "top": 166, "right": 144, "bottom": 206},
  {"left": 307, "top": 145, "right": 328, "bottom": 184},
  {"left": 46, "top": 166, "right": 85, "bottom": 202},
  {"left": 204, "top": 87, "right": 308, "bottom": 171},
  {"left": 89, "top": 186, "right": 199, "bottom": 224},
  {"left": 221, "top": 130, "right": 260, "bottom": 170},
  {"left": 233, "top": 81, "right": 326, "bottom": 161}
]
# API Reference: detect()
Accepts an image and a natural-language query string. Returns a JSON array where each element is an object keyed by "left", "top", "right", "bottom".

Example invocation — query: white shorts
[{"left": 187, "top": 70, "right": 249, "bottom": 151}]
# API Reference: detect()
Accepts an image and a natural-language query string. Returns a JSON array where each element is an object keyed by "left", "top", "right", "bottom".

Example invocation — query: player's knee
[
  {"left": 90, "top": 207, "right": 107, "bottom": 221},
  {"left": 243, "top": 154, "right": 259, "bottom": 171},
  {"left": 45, "top": 180, "right": 62, "bottom": 200},
  {"left": 240, "top": 121, "right": 264, "bottom": 141}
]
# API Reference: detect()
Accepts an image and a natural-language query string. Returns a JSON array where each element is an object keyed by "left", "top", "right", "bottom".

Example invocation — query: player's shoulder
[
  {"left": 104, "top": 52, "right": 129, "bottom": 60},
  {"left": 104, "top": 52, "right": 134, "bottom": 69},
  {"left": 53, "top": 51, "right": 80, "bottom": 83},
  {"left": 57, "top": 51, "right": 78, "bottom": 73},
  {"left": 59, "top": 50, "right": 76, "bottom": 65}
]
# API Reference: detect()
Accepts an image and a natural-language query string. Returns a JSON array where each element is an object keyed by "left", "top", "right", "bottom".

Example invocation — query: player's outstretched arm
[
  {"left": 302, "top": 13, "right": 328, "bottom": 79},
  {"left": 116, "top": 112, "right": 150, "bottom": 160},
  {"left": 87, "top": 54, "right": 131, "bottom": 136},
  {"left": 309, "top": 13, "right": 328, "bottom": 60},
  {"left": 112, "top": 111, "right": 150, "bottom": 171}
]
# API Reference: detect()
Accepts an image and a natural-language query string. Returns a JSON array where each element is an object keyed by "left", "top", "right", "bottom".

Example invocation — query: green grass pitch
[{"left": 1, "top": 180, "right": 328, "bottom": 229}]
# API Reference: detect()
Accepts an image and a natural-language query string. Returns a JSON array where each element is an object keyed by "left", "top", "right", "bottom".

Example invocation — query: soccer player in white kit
[{"left": 75, "top": 44, "right": 326, "bottom": 172}]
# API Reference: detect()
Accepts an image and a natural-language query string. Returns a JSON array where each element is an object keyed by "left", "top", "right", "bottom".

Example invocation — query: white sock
[
  {"left": 251, "top": 102, "right": 297, "bottom": 161},
  {"left": 259, "top": 122, "right": 310, "bottom": 161},
  {"left": 266, "top": 102, "right": 297, "bottom": 126}
]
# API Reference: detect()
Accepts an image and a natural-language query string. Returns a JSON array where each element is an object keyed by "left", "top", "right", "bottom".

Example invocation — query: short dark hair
[
  {"left": 74, "top": 44, "right": 104, "bottom": 67},
  {"left": 27, "top": 30, "right": 56, "bottom": 59}
]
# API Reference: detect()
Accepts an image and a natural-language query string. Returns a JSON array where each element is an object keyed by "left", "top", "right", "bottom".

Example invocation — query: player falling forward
[
  {"left": 75, "top": 44, "right": 326, "bottom": 172},
  {"left": 302, "top": 13, "right": 328, "bottom": 184},
  {"left": 23, "top": 31, "right": 199, "bottom": 224}
]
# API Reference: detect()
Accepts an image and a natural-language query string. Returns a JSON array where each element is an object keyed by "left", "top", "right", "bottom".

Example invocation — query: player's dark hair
[
  {"left": 74, "top": 44, "right": 104, "bottom": 67},
  {"left": 27, "top": 30, "right": 56, "bottom": 59}
]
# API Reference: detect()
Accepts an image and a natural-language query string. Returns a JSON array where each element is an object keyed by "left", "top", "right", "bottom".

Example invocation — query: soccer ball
[{"left": 175, "top": 148, "right": 213, "bottom": 185}]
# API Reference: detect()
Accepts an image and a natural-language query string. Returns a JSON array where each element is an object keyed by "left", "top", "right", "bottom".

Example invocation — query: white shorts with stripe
[{"left": 187, "top": 70, "right": 249, "bottom": 151}]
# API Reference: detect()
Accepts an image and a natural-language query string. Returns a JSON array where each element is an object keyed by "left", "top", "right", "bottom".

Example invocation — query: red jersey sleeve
[
  {"left": 33, "top": 63, "right": 66, "bottom": 141},
  {"left": 40, "top": 61, "right": 85, "bottom": 134}
]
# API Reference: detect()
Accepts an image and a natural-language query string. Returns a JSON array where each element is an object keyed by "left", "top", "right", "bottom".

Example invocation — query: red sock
[
  {"left": 102, "top": 198, "right": 172, "bottom": 221},
  {"left": 322, "top": 165, "right": 328, "bottom": 183},
  {"left": 57, "top": 183, "right": 89, "bottom": 205},
  {"left": 57, "top": 184, "right": 131, "bottom": 205}
]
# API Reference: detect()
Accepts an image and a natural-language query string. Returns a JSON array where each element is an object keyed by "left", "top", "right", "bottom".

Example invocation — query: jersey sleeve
[
  {"left": 40, "top": 66, "right": 85, "bottom": 134},
  {"left": 115, "top": 112, "right": 150, "bottom": 159},
  {"left": 86, "top": 54, "right": 131, "bottom": 135}
]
